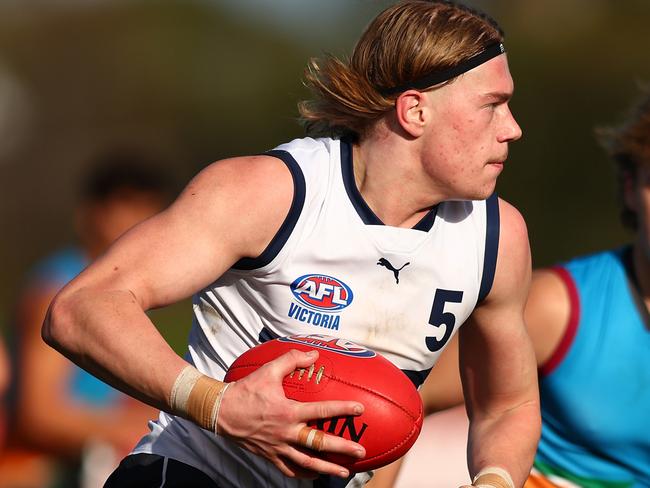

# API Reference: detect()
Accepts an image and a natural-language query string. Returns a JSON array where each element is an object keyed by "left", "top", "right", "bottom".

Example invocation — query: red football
[{"left": 224, "top": 333, "right": 423, "bottom": 472}]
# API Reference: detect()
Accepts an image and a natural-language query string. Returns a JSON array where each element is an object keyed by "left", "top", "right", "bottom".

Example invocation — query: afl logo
[
  {"left": 279, "top": 334, "right": 376, "bottom": 358},
  {"left": 290, "top": 274, "right": 353, "bottom": 312}
]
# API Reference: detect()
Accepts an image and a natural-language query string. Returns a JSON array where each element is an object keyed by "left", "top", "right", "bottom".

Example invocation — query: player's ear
[{"left": 394, "top": 90, "right": 427, "bottom": 137}]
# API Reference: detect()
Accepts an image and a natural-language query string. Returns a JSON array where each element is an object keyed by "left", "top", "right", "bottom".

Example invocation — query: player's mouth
[
  {"left": 487, "top": 153, "right": 507, "bottom": 170},
  {"left": 487, "top": 161, "right": 504, "bottom": 170}
]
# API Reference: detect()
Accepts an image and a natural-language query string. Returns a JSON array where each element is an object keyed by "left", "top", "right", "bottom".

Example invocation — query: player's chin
[{"left": 466, "top": 183, "right": 497, "bottom": 201}]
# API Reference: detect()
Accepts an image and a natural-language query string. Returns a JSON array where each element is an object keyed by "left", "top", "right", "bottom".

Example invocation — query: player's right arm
[
  {"left": 368, "top": 267, "right": 571, "bottom": 488},
  {"left": 43, "top": 155, "right": 365, "bottom": 478},
  {"left": 416, "top": 268, "right": 570, "bottom": 417},
  {"left": 458, "top": 199, "right": 541, "bottom": 488}
]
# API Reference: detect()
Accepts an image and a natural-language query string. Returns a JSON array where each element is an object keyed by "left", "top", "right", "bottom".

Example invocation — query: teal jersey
[
  {"left": 534, "top": 247, "right": 650, "bottom": 487},
  {"left": 29, "top": 248, "right": 120, "bottom": 406}
]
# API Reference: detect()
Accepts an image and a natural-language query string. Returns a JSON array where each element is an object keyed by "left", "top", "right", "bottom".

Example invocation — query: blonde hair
[
  {"left": 597, "top": 87, "right": 650, "bottom": 229},
  {"left": 299, "top": 0, "right": 504, "bottom": 139}
]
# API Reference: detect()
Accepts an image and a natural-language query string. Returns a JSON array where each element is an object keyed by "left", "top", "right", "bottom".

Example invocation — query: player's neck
[{"left": 352, "top": 137, "right": 442, "bottom": 228}]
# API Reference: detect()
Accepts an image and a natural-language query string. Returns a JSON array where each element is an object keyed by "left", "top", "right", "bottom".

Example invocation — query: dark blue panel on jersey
[
  {"left": 234, "top": 150, "right": 306, "bottom": 270},
  {"left": 340, "top": 139, "right": 437, "bottom": 231},
  {"left": 314, "top": 474, "right": 355, "bottom": 488},
  {"left": 412, "top": 204, "right": 438, "bottom": 231},
  {"left": 477, "top": 192, "right": 500, "bottom": 302},
  {"left": 402, "top": 367, "right": 432, "bottom": 389},
  {"left": 340, "top": 139, "right": 383, "bottom": 226},
  {"left": 258, "top": 327, "right": 280, "bottom": 344}
]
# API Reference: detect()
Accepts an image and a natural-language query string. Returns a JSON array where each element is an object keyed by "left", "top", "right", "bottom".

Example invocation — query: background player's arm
[
  {"left": 43, "top": 155, "right": 365, "bottom": 478},
  {"left": 459, "top": 198, "right": 540, "bottom": 488},
  {"left": 525, "top": 269, "right": 572, "bottom": 368}
]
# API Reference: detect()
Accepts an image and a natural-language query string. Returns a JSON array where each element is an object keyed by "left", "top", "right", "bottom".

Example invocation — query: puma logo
[{"left": 377, "top": 258, "right": 410, "bottom": 284}]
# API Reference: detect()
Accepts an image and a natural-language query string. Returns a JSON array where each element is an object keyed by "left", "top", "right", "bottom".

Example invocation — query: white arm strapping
[
  {"left": 472, "top": 466, "right": 515, "bottom": 488},
  {"left": 169, "top": 365, "right": 203, "bottom": 413},
  {"left": 169, "top": 365, "right": 231, "bottom": 433}
]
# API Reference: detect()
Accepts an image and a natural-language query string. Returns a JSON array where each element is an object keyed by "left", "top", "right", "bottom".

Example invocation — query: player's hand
[{"left": 217, "top": 349, "right": 366, "bottom": 478}]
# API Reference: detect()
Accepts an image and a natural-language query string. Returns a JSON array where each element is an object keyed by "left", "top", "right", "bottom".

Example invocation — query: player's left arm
[{"left": 459, "top": 198, "right": 541, "bottom": 488}]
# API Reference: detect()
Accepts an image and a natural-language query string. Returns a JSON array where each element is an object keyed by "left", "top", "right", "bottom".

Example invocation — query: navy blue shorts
[{"left": 104, "top": 453, "right": 219, "bottom": 487}]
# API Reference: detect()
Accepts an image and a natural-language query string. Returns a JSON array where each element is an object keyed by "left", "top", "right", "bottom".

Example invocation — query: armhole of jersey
[
  {"left": 401, "top": 367, "right": 433, "bottom": 390},
  {"left": 538, "top": 266, "right": 580, "bottom": 376},
  {"left": 477, "top": 192, "right": 500, "bottom": 302},
  {"left": 233, "top": 150, "right": 306, "bottom": 270}
]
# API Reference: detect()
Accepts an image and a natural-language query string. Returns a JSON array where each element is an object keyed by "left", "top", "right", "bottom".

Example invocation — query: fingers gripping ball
[{"left": 224, "top": 334, "right": 424, "bottom": 472}]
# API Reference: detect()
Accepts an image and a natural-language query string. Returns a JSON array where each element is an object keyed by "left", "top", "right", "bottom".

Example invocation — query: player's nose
[{"left": 500, "top": 107, "right": 522, "bottom": 142}]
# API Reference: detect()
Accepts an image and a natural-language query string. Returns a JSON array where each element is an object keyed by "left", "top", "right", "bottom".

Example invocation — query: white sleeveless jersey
[{"left": 134, "top": 137, "right": 500, "bottom": 487}]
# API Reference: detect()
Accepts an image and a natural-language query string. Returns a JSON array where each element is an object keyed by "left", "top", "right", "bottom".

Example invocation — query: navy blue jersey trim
[
  {"left": 340, "top": 139, "right": 437, "bottom": 231},
  {"left": 401, "top": 367, "right": 432, "bottom": 389},
  {"left": 412, "top": 205, "right": 438, "bottom": 232},
  {"left": 233, "top": 150, "right": 306, "bottom": 270},
  {"left": 258, "top": 326, "right": 279, "bottom": 344},
  {"left": 340, "top": 139, "right": 383, "bottom": 225},
  {"left": 477, "top": 193, "right": 500, "bottom": 302},
  {"left": 314, "top": 474, "right": 355, "bottom": 488}
]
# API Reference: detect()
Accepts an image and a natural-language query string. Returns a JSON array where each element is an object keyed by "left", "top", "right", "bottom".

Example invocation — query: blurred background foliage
[{"left": 0, "top": 0, "right": 649, "bottom": 351}]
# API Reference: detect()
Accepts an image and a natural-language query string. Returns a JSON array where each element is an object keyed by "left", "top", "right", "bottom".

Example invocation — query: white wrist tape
[
  {"left": 170, "top": 365, "right": 203, "bottom": 413},
  {"left": 213, "top": 382, "right": 233, "bottom": 436},
  {"left": 170, "top": 365, "right": 228, "bottom": 432},
  {"left": 472, "top": 466, "right": 515, "bottom": 488}
]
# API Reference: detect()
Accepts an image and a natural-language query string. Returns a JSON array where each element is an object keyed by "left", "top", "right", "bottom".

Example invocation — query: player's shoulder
[
  {"left": 476, "top": 197, "right": 530, "bottom": 307},
  {"left": 178, "top": 153, "right": 295, "bottom": 220},
  {"left": 496, "top": 196, "right": 528, "bottom": 244},
  {"left": 173, "top": 148, "right": 310, "bottom": 262},
  {"left": 273, "top": 136, "right": 338, "bottom": 158},
  {"left": 196, "top": 154, "right": 293, "bottom": 188},
  {"left": 492, "top": 196, "right": 530, "bottom": 274},
  {"left": 192, "top": 137, "right": 336, "bottom": 191}
]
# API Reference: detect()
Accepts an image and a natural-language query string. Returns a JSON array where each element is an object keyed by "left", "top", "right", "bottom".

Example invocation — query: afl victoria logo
[
  {"left": 290, "top": 274, "right": 353, "bottom": 311},
  {"left": 279, "top": 334, "right": 376, "bottom": 358}
]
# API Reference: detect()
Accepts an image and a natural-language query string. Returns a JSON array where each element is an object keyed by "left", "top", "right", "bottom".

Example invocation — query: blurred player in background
[
  {"left": 525, "top": 87, "right": 650, "bottom": 488},
  {"left": 372, "top": 89, "right": 650, "bottom": 488},
  {"left": 43, "top": 2, "right": 540, "bottom": 487},
  {"left": 1, "top": 152, "right": 168, "bottom": 488}
]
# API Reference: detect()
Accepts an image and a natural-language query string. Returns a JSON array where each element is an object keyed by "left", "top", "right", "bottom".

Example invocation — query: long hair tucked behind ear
[
  {"left": 596, "top": 86, "right": 650, "bottom": 229},
  {"left": 299, "top": 0, "right": 504, "bottom": 140}
]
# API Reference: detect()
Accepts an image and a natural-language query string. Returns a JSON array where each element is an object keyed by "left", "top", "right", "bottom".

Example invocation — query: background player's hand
[{"left": 217, "top": 349, "right": 366, "bottom": 478}]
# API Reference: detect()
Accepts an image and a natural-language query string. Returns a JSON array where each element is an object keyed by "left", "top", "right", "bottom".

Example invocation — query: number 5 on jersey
[{"left": 426, "top": 289, "right": 463, "bottom": 352}]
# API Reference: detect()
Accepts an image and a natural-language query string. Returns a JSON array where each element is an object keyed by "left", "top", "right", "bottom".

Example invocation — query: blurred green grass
[{"left": 148, "top": 299, "right": 192, "bottom": 356}]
